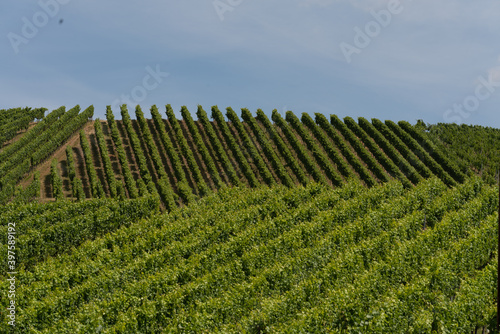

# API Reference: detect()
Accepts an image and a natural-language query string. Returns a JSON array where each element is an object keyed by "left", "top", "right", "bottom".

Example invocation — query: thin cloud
[{"left": 1, "top": 1, "right": 499, "bottom": 127}]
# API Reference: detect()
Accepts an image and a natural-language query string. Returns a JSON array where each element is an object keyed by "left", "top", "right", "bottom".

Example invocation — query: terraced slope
[
  {"left": 0, "top": 105, "right": 466, "bottom": 207},
  {"left": 0, "top": 177, "right": 496, "bottom": 332}
]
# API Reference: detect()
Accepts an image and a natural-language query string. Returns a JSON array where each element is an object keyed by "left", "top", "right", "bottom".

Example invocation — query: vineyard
[
  {"left": 424, "top": 122, "right": 500, "bottom": 184},
  {"left": 0, "top": 177, "right": 497, "bottom": 332},
  {"left": 0, "top": 105, "right": 466, "bottom": 206},
  {"left": 0, "top": 105, "right": 498, "bottom": 332}
]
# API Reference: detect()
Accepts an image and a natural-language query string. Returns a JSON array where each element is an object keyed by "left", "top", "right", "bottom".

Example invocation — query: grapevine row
[
  {"left": 181, "top": 106, "right": 224, "bottom": 188},
  {"left": 240, "top": 108, "right": 294, "bottom": 187},
  {"left": 80, "top": 130, "right": 104, "bottom": 198},
  {"left": 255, "top": 109, "right": 308, "bottom": 185},
  {"left": 272, "top": 110, "right": 328, "bottom": 185},
  {"left": 166, "top": 105, "right": 209, "bottom": 195},
  {"left": 324, "top": 114, "right": 389, "bottom": 184},
  {"left": 398, "top": 120, "right": 466, "bottom": 183},
  {"left": 227, "top": 107, "right": 276, "bottom": 186},
  {"left": 359, "top": 117, "right": 422, "bottom": 185},
  {"left": 372, "top": 118, "right": 433, "bottom": 179},
  {"left": 342, "top": 116, "right": 411, "bottom": 187},
  {"left": 151, "top": 105, "right": 195, "bottom": 204},
  {"left": 211, "top": 106, "right": 259, "bottom": 187},
  {"left": 285, "top": 111, "right": 343, "bottom": 186},
  {"left": 105, "top": 106, "right": 138, "bottom": 198},
  {"left": 0, "top": 107, "right": 63, "bottom": 163},
  {"left": 65, "top": 145, "right": 85, "bottom": 200},
  {"left": 136, "top": 106, "right": 177, "bottom": 209},
  {"left": 50, "top": 159, "right": 64, "bottom": 200},
  {"left": 196, "top": 106, "right": 241, "bottom": 186},
  {"left": 120, "top": 105, "right": 152, "bottom": 185},
  {"left": 94, "top": 120, "right": 118, "bottom": 197},
  {"left": 301, "top": 113, "right": 355, "bottom": 180}
]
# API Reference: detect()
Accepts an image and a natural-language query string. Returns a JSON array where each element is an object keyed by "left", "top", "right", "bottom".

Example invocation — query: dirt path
[{"left": 88, "top": 130, "right": 109, "bottom": 196}]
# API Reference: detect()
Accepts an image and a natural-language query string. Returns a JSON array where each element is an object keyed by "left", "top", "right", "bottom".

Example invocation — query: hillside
[
  {"left": 0, "top": 177, "right": 497, "bottom": 332},
  {"left": 1, "top": 105, "right": 499, "bottom": 332},
  {"left": 424, "top": 122, "right": 500, "bottom": 185},
  {"left": 0, "top": 105, "right": 466, "bottom": 206}
]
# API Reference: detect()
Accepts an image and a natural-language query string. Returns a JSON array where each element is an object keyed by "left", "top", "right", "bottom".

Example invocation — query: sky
[{"left": 2, "top": 0, "right": 500, "bottom": 127}]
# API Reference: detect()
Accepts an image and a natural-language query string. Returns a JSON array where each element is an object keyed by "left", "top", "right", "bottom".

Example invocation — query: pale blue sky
[{"left": 2, "top": 0, "right": 500, "bottom": 127}]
